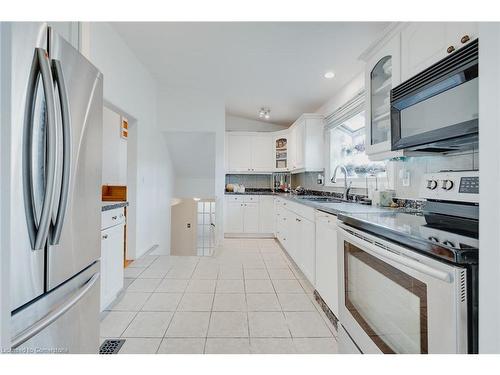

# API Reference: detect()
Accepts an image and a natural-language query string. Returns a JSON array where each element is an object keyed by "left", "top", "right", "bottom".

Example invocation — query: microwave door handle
[
  {"left": 341, "top": 228, "right": 452, "bottom": 283},
  {"left": 49, "top": 59, "right": 71, "bottom": 245},
  {"left": 22, "top": 48, "right": 58, "bottom": 250}
]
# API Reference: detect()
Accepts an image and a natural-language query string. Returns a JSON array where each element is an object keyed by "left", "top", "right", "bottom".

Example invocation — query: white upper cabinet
[
  {"left": 226, "top": 133, "right": 273, "bottom": 172},
  {"left": 251, "top": 135, "right": 275, "bottom": 172},
  {"left": 227, "top": 134, "right": 253, "bottom": 172},
  {"left": 288, "top": 114, "right": 324, "bottom": 172},
  {"left": 401, "top": 22, "right": 478, "bottom": 82},
  {"left": 364, "top": 33, "right": 402, "bottom": 160},
  {"left": 225, "top": 114, "right": 324, "bottom": 173}
]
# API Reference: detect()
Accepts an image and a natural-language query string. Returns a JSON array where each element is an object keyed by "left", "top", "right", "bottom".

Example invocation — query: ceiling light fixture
[
  {"left": 324, "top": 71, "right": 335, "bottom": 79},
  {"left": 259, "top": 107, "right": 271, "bottom": 120}
]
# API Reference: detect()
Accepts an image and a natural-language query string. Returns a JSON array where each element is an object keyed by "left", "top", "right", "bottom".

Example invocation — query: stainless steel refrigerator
[{"left": 2, "top": 23, "right": 102, "bottom": 353}]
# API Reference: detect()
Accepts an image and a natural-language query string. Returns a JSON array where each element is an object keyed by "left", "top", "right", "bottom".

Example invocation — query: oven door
[{"left": 337, "top": 223, "right": 468, "bottom": 354}]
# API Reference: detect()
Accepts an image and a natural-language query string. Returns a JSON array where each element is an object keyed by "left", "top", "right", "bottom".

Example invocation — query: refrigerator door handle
[
  {"left": 11, "top": 272, "right": 100, "bottom": 349},
  {"left": 50, "top": 59, "right": 71, "bottom": 245},
  {"left": 23, "top": 48, "right": 58, "bottom": 250}
]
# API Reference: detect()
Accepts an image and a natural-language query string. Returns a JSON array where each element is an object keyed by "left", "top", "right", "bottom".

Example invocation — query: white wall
[
  {"left": 83, "top": 23, "right": 174, "bottom": 257},
  {"left": 315, "top": 73, "right": 365, "bottom": 116},
  {"left": 102, "top": 106, "right": 127, "bottom": 185},
  {"left": 478, "top": 23, "right": 500, "bottom": 354},
  {"left": 174, "top": 178, "right": 216, "bottom": 198},
  {"left": 226, "top": 114, "right": 289, "bottom": 132},
  {"left": 158, "top": 87, "right": 225, "bottom": 244}
]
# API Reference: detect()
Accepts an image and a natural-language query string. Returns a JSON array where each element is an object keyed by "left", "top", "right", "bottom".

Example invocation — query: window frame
[{"left": 324, "top": 91, "right": 391, "bottom": 189}]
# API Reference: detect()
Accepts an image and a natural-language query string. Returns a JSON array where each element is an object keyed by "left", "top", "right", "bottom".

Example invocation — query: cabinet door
[
  {"left": 100, "top": 225, "right": 124, "bottom": 311},
  {"left": 446, "top": 23, "right": 478, "bottom": 52},
  {"left": 401, "top": 22, "right": 448, "bottom": 82},
  {"left": 107, "top": 225, "right": 124, "bottom": 302},
  {"left": 315, "top": 215, "right": 339, "bottom": 317},
  {"left": 243, "top": 202, "right": 259, "bottom": 233},
  {"left": 366, "top": 33, "right": 401, "bottom": 157},
  {"left": 259, "top": 196, "right": 275, "bottom": 233},
  {"left": 227, "top": 134, "right": 252, "bottom": 172},
  {"left": 280, "top": 209, "right": 292, "bottom": 253},
  {"left": 401, "top": 23, "right": 479, "bottom": 82},
  {"left": 252, "top": 135, "right": 274, "bottom": 171},
  {"left": 225, "top": 201, "right": 244, "bottom": 233},
  {"left": 294, "top": 124, "right": 305, "bottom": 170},
  {"left": 298, "top": 217, "right": 315, "bottom": 284},
  {"left": 100, "top": 233, "right": 109, "bottom": 312},
  {"left": 288, "top": 127, "right": 297, "bottom": 170}
]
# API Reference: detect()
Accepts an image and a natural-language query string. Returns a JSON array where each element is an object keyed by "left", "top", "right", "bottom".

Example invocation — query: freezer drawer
[{"left": 10, "top": 262, "right": 100, "bottom": 354}]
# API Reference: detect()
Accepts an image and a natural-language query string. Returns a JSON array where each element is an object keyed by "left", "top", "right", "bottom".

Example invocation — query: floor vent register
[{"left": 99, "top": 339, "right": 126, "bottom": 354}]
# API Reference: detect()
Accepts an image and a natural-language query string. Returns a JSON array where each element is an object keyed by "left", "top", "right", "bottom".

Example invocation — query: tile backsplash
[
  {"left": 225, "top": 174, "right": 273, "bottom": 189},
  {"left": 292, "top": 150, "right": 479, "bottom": 200}
]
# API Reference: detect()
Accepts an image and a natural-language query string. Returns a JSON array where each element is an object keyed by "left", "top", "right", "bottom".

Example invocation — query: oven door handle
[{"left": 341, "top": 228, "right": 453, "bottom": 283}]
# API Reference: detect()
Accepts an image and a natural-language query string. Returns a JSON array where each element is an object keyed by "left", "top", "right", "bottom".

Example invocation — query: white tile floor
[{"left": 100, "top": 238, "right": 338, "bottom": 354}]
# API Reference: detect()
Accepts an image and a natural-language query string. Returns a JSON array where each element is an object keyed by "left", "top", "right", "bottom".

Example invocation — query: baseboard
[{"left": 313, "top": 290, "right": 339, "bottom": 331}]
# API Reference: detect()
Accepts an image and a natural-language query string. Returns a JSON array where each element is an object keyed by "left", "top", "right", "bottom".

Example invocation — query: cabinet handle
[
  {"left": 296, "top": 218, "right": 301, "bottom": 222},
  {"left": 102, "top": 234, "right": 108, "bottom": 240},
  {"left": 461, "top": 35, "right": 470, "bottom": 44},
  {"left": 112, "top": 215, "right": 118, "bottom": 220},
  {"left": 447, "top": 45, "right": 455, "bottom": 54}
]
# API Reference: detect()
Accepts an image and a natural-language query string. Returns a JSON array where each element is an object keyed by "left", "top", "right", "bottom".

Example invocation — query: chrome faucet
[{"left": 331, "top": 164, "right": 350, "bottom": 201}]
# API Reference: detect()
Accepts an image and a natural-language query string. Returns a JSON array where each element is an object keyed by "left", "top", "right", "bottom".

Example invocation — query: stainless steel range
[{"left": 336, "top": 170, "right": 479, "bottom": 354}]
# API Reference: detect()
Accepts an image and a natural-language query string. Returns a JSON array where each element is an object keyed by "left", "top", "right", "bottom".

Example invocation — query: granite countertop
[
  {"left": 224, "top": 190, "right": 399, "bottom": 216},
  {"left": 101, "top": 201, "right": 129, "bottom": 212}
]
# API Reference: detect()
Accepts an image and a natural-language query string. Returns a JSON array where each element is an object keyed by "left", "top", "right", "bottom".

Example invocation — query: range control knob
[
  {"left": 441, "top": 179, "right": 454, "bottom": 190},
  {"left": 426, "top": 180, "right": 438, "bottom": 190}
]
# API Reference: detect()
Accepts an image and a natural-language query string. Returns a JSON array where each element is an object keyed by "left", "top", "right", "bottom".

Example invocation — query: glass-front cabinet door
[
  {"left": 365, "top": 33, "right": 402, "bottom": 160},
  {"left": 370, "top": 56, "right": 392, "bottom": 146}
]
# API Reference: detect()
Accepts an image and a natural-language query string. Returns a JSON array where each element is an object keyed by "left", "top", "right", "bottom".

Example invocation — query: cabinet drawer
[
  {"left": 243, "top": 195, "right": 260, "bottom": 203},
  {"left": 315, "top": 211, "right": 337, "bottom": 229},
  {"left": 101, "top": 207, "right": 125, "bottom": 230},
  {"left": 225, "top": 195, "right": 244, "bottom": 203}
]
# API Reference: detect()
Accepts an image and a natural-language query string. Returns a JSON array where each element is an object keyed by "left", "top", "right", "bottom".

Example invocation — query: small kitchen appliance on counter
[{"left": 337, "top": 170, "right": 479, "bottom": 354}]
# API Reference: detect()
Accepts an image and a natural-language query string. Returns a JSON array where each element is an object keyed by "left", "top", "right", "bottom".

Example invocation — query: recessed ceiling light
[
  {"left": 324, "top": 71, "right": 335, "bottom": 79},
  {"left": 193, "top": 197, "right": 201, "bottom": 201},
  {"left": 259, "top": 107, "right": 271, "bottom": 120}
]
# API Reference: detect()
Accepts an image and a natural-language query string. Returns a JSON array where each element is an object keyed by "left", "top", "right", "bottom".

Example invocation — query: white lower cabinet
[
  {"left": 315, "top": 212, "right": 339, "bottom": 318},
  {"left": 243, "top": 202, "right": 259, "bottom": 233},
  {"left": 224, "top": 195, "right": 275, "bottom": 235},
  {"left": 296, "top": 216, "right": 315, "bottom": 284},
  {"left": 225, "top": 201, "right": 245, "bottom": 233},
  {"left": 275, "top": 198, "right": 316, "bottom": 285},
  {"left": 259, "top": 196, "right": 275, "bottom": 234},
  {"left": 100, "top": 221, "right": 124, "bottom": 311}
]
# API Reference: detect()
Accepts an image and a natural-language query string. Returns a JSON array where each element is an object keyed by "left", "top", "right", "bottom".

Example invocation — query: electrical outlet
[{"left": 399, "top": 169, "right": 411, "bottom": 187}]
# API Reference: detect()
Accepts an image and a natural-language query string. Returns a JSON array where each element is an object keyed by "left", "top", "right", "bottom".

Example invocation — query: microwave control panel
[{"left": 420, "top": 170, "right": 479, "bottom": 203}]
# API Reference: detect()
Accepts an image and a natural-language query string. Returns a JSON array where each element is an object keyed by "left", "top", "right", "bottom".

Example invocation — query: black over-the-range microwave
[{"left": 391, "top": 38, "right": 478, "bottom": 152}]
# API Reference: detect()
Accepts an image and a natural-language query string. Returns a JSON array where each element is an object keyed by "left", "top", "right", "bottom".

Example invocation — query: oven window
[{"left": 344, "top": 242, "right": 428, "bottom": 353}]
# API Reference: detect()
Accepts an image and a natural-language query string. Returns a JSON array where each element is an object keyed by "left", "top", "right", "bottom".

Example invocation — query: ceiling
[
  {"left": 163, "top": 132, "right": 215, "bottom": 178},
  {"left": 112, "top": 22, "right": 389, "bottom": 125}
]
